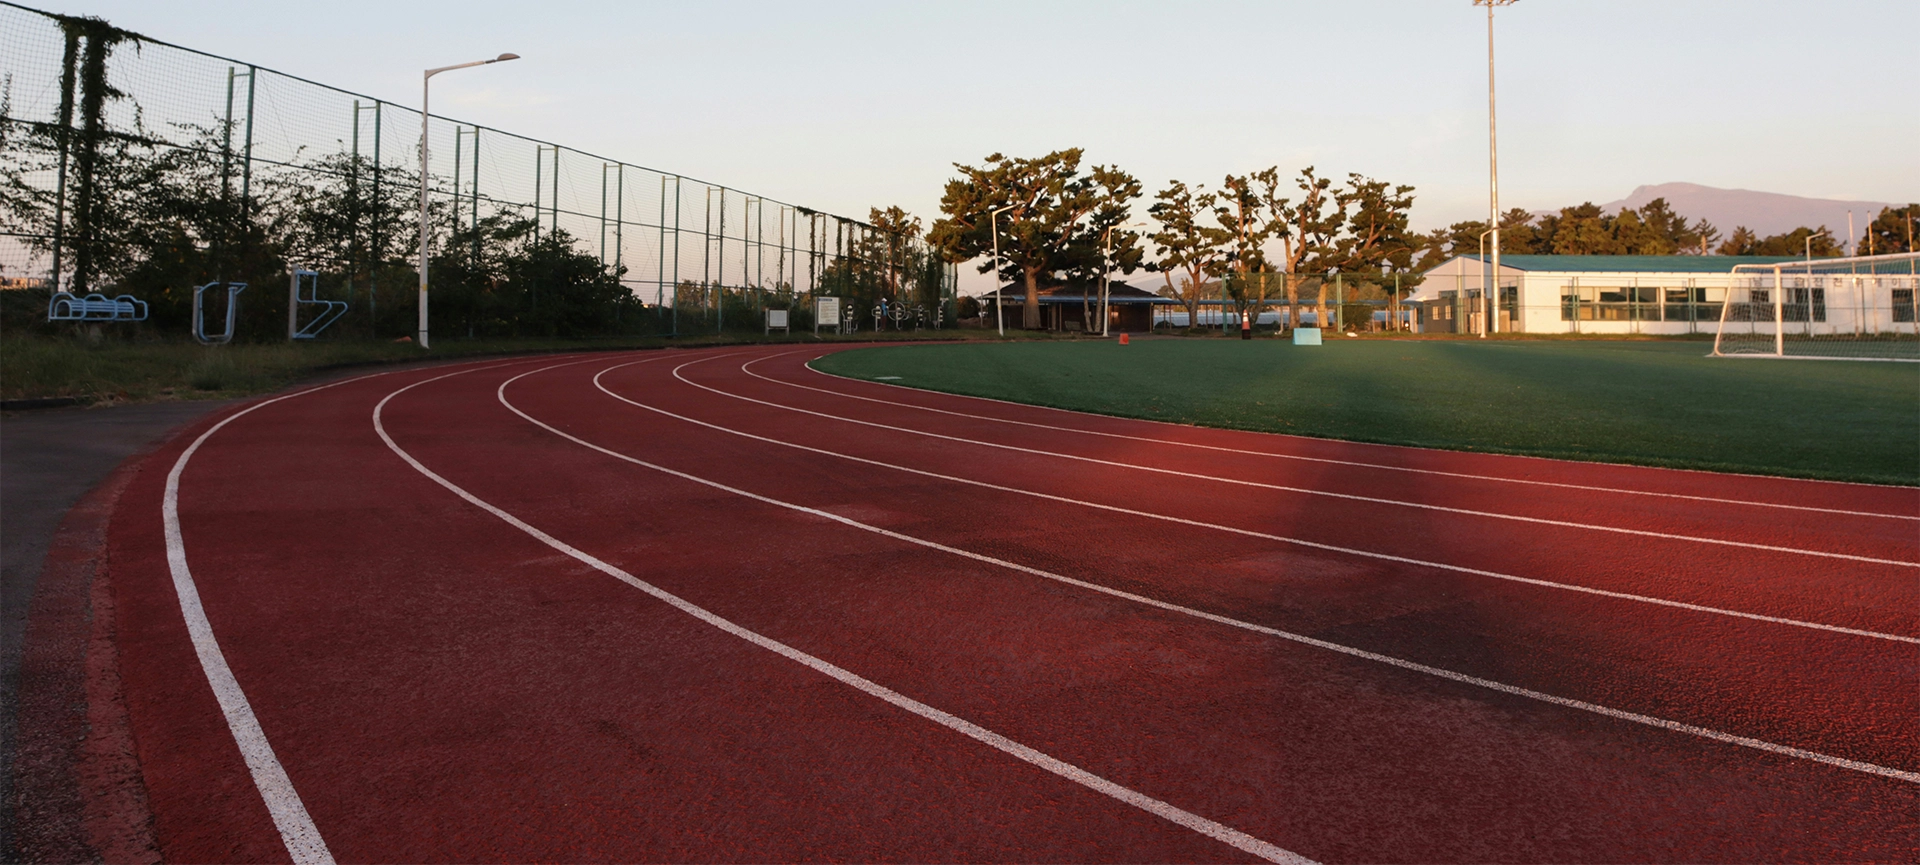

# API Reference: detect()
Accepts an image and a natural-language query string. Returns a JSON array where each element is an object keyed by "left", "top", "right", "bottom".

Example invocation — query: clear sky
[{"left": 28, "top": 0, "right": 1920, "bottom": 291}]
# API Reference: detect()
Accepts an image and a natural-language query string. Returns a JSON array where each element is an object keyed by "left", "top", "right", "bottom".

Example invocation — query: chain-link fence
[{"left": 0, "top": 2, "right": 956, "bottom": 343}]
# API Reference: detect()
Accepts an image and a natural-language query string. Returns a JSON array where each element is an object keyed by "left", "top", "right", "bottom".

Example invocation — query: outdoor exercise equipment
[
  {"left": 193, "top": 281, "right": 247, "bottom": 345},
  {"left": 287, "top": 268, "right": 347, "bottom": 340},
  {"left": 47, "top": 291, "right": 148, "bottom": 322}
]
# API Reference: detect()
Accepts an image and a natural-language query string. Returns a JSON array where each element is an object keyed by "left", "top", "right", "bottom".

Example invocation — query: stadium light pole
[
  {"left": 1475, "top": 0, "right": 1515, "bottom": 336},
  {"left": 990, "top": 203, "right": 1019, "bottom": 337},
  {"left": 418, "top": 52, "right": 519, "bottom": 349},
  {"left": 1478, "top": 228, "right": 1495, "bottom": 338}
]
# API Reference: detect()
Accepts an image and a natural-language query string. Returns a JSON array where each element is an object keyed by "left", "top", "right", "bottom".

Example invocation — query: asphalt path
[{"left": 2, "top": 399, "right": 234, "bottom": 862}]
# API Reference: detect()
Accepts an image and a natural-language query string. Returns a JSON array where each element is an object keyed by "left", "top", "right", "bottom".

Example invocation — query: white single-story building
[{"left": 1409, "top": 254, "right": 1822, "bottom": 335}]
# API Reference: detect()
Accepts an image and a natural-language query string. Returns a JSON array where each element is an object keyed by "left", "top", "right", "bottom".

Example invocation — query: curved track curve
[{"left": 99, "top": 345, "right": 1919, "bottom": 862}]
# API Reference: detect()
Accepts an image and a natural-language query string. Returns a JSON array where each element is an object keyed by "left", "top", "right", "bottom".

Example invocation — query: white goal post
[{"left": 1712, "top": 251, "right": 1920, "bottom": 362}]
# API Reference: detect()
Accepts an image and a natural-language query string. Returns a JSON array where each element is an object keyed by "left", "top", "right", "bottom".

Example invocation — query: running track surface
[{"left": 91, "top": 345, "right": 1918, "bottom": 862}]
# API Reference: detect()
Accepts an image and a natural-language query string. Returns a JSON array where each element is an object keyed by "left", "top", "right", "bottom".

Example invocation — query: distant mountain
[{"left": 1596, "top": 182, "right": 1898, "bottom": 240}]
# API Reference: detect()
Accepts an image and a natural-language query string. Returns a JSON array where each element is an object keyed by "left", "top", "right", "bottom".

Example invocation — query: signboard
[
  {"left": 765, "top": 308, "right": 789, "bottom": 334},
  {"left": 815, "top": 296, "right": 841, "bottom": 334}
]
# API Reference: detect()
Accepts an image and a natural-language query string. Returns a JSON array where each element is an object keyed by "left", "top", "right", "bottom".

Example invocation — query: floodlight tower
[
  {"left": 1475, "top": 0, "right": 1516, "bottom": 336},
  {"left": 418, "top": 52, "right": 518, "bottom": 349}
]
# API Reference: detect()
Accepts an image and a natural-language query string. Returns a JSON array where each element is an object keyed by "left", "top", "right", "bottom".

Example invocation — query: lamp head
[{"left": 493, "top": 53, "right": 520, "bottom": 62}]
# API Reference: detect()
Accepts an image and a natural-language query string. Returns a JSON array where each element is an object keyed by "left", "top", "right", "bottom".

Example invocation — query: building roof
[
  {"left": 1459, "top": 254, "right": 1804, "bottom": 274},
  {"left": 979, "top": 281, "right": 1178, "bottom": 304}
]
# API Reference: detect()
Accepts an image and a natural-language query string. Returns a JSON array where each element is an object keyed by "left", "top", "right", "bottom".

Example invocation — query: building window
[
  {"left": 1561, "top": 285, "right": 1590, "bottom": 320},
  {"left": 1692, "top": 286, "right": 1724, "bottom": 323},
  {"left": 1895, "top": 288, "right": 1916, "bottom": 322},
  {"left": 1663, "top": 287, "right": 1692, "bottom": 321},
  {"left": 1784, "top": 287, "right": 1826, "bottom": 323}
]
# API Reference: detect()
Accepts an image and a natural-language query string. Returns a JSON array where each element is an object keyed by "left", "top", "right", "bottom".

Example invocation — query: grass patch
[
  {"left": 0, "top": 328, "right": 1029, "bottom": 406},
  {"left": 813, "top": 338, "right": 1920, "bottom": 486}
]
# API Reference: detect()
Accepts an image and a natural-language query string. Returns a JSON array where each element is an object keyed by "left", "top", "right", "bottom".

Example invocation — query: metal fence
[{"left": 0, "top": 2, "right": 954, "bottom": 340}]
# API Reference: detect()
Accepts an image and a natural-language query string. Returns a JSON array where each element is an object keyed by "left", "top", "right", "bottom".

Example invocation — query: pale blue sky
[{"left": 31, "top": 0, "right": 1920, "bottom": 290}]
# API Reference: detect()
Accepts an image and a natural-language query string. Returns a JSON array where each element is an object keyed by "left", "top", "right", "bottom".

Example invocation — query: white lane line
[
  {"left": 616, "top": 357, "right": 1913, "bottom": 644},
  {"left": 572, "top": 359, "right": 1920, "bottom": 785},
  {"left": 368, "top": 365, "right": 1312, "bottom": 865},
  {"left": 715, "top": 357, "right": 1917, "bottom": 569},
  {"left": 158, "top": 354, "right": 604, "bottom": 865},
  {"left": 783, "top": 353, "right": 1919, "bottom": 522},
  {"left": 165, "top": 385, "right": 349, "bottom": 865}
]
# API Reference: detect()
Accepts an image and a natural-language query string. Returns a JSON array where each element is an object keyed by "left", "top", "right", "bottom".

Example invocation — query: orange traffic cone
[{"left": 1118, "top": 333, "right": 1130, "bottom": 345}]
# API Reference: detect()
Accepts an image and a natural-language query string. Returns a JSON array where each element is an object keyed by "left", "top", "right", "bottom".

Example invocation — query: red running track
[{"left": 92, "top": 345, "right": 1919, "bottom": 862}]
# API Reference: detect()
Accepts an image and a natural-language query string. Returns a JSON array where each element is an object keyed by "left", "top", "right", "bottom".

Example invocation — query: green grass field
[{"left": 813, "top": 338, "right": 1920, "bottom": 486}]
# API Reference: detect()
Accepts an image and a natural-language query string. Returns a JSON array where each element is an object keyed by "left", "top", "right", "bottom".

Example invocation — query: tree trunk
[
  {"left": 1315, "top": 281, "right": 1329, "bottom": 330},
  {"left": 1285, "top": 272, "right": 1299, "bottom": 329},
  {"left": 1023, "top": 266, "right": 1042, "bottom": 329},
  {"left": 1169, "top": 272, "right": 1197, "bottom": 332}
]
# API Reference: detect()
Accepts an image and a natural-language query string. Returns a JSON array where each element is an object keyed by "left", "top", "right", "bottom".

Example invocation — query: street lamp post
[
  {"left": 989, "top": 203, "right": 1019, "bottom": 337},
  {"left": 418, "top": 52, "right": 518, "bottom": 349},
  {"left": 1475, "top": 0, "right": 1515, "bottom": 335},
  {"left": 1099, "top": 224, "right": 1115, "bottom": 338},
  {"left": 1095, "top": 222, "right": 1142, "bottom": 338}
]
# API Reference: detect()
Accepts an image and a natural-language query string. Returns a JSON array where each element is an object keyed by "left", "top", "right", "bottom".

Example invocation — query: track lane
[
  {"left": 790, "top": 348, "right": 1920, "bottom": 519},
  {"left": 383, "top": 364, "right": 1307, "bottom": 864},
  {"left": 99, "top": 346, "right": 1920, "bottom": 862},
  {"left": 582, "top": 354, "right": 1917, "bottom": 774},
  {"left": 656, "top": 353, "right": 1916, "bottom": 640},
  {"left": 473, "top": 358, "right": 1918, "bottom": 860},
  {"left": 132, "top": 355, "right": 1275, "bottom": 863}
]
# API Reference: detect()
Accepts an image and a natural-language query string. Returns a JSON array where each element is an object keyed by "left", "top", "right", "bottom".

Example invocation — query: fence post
[
  {"left": 348, "top": 101, "right": 359, "bottom": 315},
  {"left": 1335, "top": 272, "right": 1344, "bottom": 331},
  {"left": 47, "top": 27, "right": 77, "bottom": 294},
  {"left": 613, "top": 164, "right": 623, "bottom": 279},
  {"left": 470, "top": 128, "right": 480, "bottom": 265},
  {"left": 370, "top": 102, "right": 381, "bottom": 328},
  {"left": 672, "top": 177, "right": 681, "bottom": 337},
  {"left": 241, "top": 67, "right": 255, "bottom": 222},
  {"left": 452, "top": 128, "right": 463, "bottom": 243}
]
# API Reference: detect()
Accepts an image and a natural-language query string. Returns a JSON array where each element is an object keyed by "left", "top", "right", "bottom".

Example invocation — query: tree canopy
[
  {"left": 1857, "top": 204, "right": 1918, "bottom": 255},
  {"left": 928, "top": 149, "right": 1141, "bottom": 329}
]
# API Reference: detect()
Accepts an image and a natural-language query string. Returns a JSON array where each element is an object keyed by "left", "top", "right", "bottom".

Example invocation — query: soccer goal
[{"left": 1712, "top": 252, "right": 1920, "bottom": 361}]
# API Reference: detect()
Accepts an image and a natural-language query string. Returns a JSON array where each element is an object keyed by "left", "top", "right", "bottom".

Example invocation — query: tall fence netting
[{"left": 0, "top": 2, "right": 954, "bottom": 342}]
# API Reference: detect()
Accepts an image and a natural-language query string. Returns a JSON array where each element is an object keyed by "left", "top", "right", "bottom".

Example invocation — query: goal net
[{"left": 1712, "top": 252, "right": 1920, "bottom": 361}]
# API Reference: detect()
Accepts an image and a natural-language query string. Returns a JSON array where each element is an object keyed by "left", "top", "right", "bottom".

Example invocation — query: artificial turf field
[{"left": 814, "top": 337, "right": 1920, "bottom": 486}]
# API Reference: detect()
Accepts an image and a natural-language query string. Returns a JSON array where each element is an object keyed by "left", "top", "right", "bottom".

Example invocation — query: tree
[
  {"left": 1859, "top": 204, "right": 1919, "bottom": 255},
  {"left": 1632, "top": 197, "right": 1719, "bottom": 255},
  {"left": 928, "top": 149, "right": 1138, "bottom": 329},
  {"left": 1145, "top": 180, "right": 1226, "bottom": 330},
  {"left": 1268, "top": 167, "right": 1344, "bottom": 329},
  {"left": 866, "top": 205, "right": 922, "bottom": 300},
  {"left": 1214, "top": 170, "right": 1274, "bottom": 331},
  {"left": 1716, "top": 226, "right": 1757, "bottom": 256},
  {"left": 1717, "top": 225, "right": 1845, "bottom": 256},
  {"left": 1328, "top": 174, "right": 1417, "bottom": 332},
  {"left": 1060, "top": 173, "right": 1145, "bottom": 333},
  {"left": 1334, "top": 174, "right": 1416, "bottom": 273}
]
